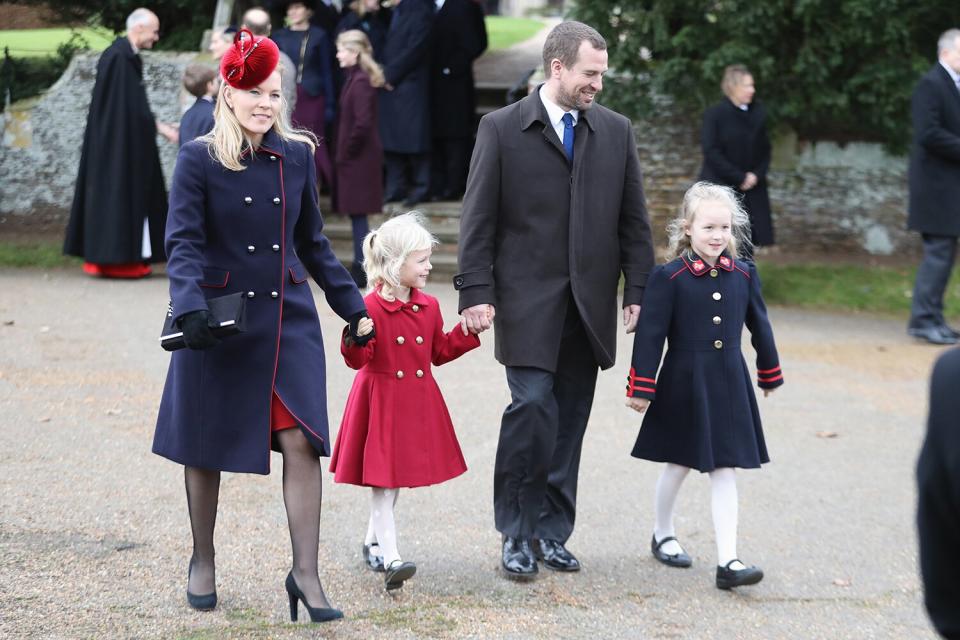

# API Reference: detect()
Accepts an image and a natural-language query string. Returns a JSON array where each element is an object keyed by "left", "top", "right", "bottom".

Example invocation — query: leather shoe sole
[{"left": 384, "top": 561, "right": 416, "bottom": 591}]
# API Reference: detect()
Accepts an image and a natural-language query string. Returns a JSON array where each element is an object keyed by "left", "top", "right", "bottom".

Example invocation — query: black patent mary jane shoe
[
  {"left": 501, "top": 536, "right": 538, "bottom": 580},
  {"left": 363, "top": 543, "right": 385, "bottom": 572},
  {"left": 651, "top": 534, "right": 692, "bottom": 569},
  {"left": 715, "top": 559, "right": 764, "bottom": 590},
  {"left": 186, "top": 558, "right": 217, "bottom": 611},
  {"left": 384, "top": 560, "right": 417, "bottom": 591},
  {"left": 533, "top": 539, "right": 581, "bottom": 572},
  {"left": 285, "top": 572, "right": 344, "bottom": 623}
]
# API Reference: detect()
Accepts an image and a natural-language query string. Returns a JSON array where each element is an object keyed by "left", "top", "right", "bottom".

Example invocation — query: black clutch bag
[{"left": 160, "top": 292, "right": 247, "bottom": 351}]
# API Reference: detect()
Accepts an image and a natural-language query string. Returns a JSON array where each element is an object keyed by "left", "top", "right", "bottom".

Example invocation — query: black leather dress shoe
[
  {"left": 533, "top": 539, "right": 581, "bottom": 572},
  {"left": 384, "top": 560, "right": 416, "bottom": 591},
  {"left": 908, "top": 326, "right": 959, "bottom": 345},
  {"left": 945, "top": 325, "right": 960, "bottom": 339},
  {"left": 715, "top": 559, "right": 763, "bottom": 589},
  {"left": 501, "top": 536, "right": 538, "bottom": 579},
  {"left": 362, "top": 543, "right": 385, "bottom": 572},
  {"left": 651, "top": 534, "right": 692, "bottom": 568}
]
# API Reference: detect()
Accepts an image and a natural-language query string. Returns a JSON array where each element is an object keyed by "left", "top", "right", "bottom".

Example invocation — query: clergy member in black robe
[{"left": 63, "top": 9, "right": 174, "bottom": 278}]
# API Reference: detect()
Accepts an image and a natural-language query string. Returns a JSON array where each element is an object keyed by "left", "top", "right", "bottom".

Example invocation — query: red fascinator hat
[{"left": 220, "top": 28, "right": 280, "bottom": 90}]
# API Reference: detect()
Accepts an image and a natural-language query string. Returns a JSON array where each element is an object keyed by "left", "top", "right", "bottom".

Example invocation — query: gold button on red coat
[
  {"left": 396, "top": 371, "right": 404, "bottom": 379},
  {"left": 396, "top": 336, "right": 405, "bottom": 344},
  {"left": 416, "top": 370, "right": 424, "bottom": 378},
  {"left": 415, "top": 336, "right": 423, "bottom": 344},
  {"left": 714, "top": 340, "right": 723, "bottom": 349},
  {"left": 412, "top": 305, "right": 420, "bottom": 312}
]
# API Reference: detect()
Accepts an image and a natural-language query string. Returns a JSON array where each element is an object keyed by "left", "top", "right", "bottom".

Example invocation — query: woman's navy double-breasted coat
[
  {"left": 153, "top": 130, "right": 366, "bottom": 474},
  {"left": 626, "top": 253, "right": 784, "bottom": 472}
]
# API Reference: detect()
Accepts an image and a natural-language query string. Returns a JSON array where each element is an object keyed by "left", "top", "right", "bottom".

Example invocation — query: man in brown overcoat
[{"left": 455, "top": 21, "right": 655, "bottom": 579}]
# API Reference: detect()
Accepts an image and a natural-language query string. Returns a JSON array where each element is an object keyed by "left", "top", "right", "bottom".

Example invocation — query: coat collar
[
  {"left": 240, "top": 128, "right": 285, "bottom": 159},
  {"left": 681, "top": 251, "right": 735, "bottom": 276},
  {"left": 370, "top": 286, "right": 431, "bottom": 313},
  {"left": 519, "top": 86, "right": 596, "bottom": 133}
]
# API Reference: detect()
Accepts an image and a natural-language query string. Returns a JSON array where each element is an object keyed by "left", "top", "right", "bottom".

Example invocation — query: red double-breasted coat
[{"left": 329, "top": 288, "right": 480, "bottom": 488}]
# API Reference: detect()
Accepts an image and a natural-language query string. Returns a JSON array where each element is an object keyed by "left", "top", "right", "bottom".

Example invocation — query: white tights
[
  {"left": 653, "top": 463, "right": 742, "bottom": 567},
  {"left": 364, "top": 488, "right": 401, "bottom": 568}
]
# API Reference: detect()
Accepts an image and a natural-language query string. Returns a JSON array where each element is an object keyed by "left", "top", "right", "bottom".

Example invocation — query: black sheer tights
[{"left": 184, "top": 466, "right": 220, "bottom": 596}]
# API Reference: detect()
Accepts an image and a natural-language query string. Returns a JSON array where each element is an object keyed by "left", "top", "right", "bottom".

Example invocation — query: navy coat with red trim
[
  {"left": 626, "top": 253, "right": 783, "bottom": 472},
  {"left": 153, "top": 129, "right": 366, "bottom": 474}
]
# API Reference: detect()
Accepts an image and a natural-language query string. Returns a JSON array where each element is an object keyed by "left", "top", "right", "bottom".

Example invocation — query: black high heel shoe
[
  {"left": 284, "top": 572, "right": 344, "bottom": 623},
  {"left": 186, "top": 558, "right": 217, "bottom": 611}
]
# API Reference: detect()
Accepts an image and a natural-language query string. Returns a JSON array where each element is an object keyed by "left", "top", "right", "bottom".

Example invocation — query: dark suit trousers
[
  {"left": 430, "top": 136, "right": 471, "bottom": 198},
  {"left": 384, "top": 152, "right": 430, "bottom": 202},
  {"left": 910, "top": 234, "right": 958, "bottom": 329},
  {"left": 494, "top": 303, "right": 599, "bottom": 543}
]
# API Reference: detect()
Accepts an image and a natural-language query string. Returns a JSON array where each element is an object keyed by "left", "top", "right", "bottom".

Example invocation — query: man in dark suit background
[
  {"left": 907, "top": 28, "right": 960, "bottom": 345},
  {"left": 455, "top": 21, "right": 655, "bottom": 579},
  {"left": 429, "top": 0, "right": 487, "bottom": 200}
]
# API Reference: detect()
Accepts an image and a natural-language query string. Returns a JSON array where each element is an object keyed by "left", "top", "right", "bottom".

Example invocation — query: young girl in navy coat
[
  {"left": 625, "top": 181, "right": 784, "bottom": 590},
  {"left": 329, "top": 212, "right": 481, "bottom": 591}
]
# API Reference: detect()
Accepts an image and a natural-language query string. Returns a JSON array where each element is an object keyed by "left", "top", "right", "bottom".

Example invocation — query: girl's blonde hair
[
  {"left": 203, "top": 65, "right": 316, "bottom": 171},
  {"left": 363, "top": 212, "right": 437, "bottom": 293},
  {"left": 665, "top": 181, "right": 752, "bottom": 260},
  {"left": 336, "top": 29, "right": 385, "bottom": 88}
]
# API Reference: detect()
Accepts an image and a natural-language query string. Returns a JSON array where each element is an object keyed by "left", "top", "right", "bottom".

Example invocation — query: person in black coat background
[
  {"left": 428, "top": 0, "right": 487, "bottom": 200},
  {"left": 379, "top": 0, "right": 434, "bottom": 206},
  {"left": 698, "top": 64, "right": 773, "bottom": 253},
  {"left": 337, "top": 0, "right": 390, "bottom": 60},
  {"left": 917, "top": 346, "right": 960, "bottom": 638},
  {"left": 907, "top": 29, "right": 960, "bottom": 346}
]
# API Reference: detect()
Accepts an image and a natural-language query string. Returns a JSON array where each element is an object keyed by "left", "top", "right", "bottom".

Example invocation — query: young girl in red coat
[
  {"left": 329, "top": 212, "right": 481, "bottom": 590},
  {"left": 625, "top": 182, "right": 784, "bottom": 590}
]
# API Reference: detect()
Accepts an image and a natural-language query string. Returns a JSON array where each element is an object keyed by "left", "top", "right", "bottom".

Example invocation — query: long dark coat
[
  {"left": 272, "top": 26, "right": 336, "bottom": 111},
  {"left": 178, "top": 97, "right": 214, "bottom": 148},
  {"left": 333, "top": 66, "right": 383, "bottom": 215},
  {"left": 336, "top": 10, "right": 390, "bottom": 61},
  {"left": 63, "top": 37, "right": 167, "bottom": 264},
  {"left": 627, "top": 253, "right": 783, "bottom": 472},
  {"left": 430, "top": 0, "right": 487, "bottom": 139},
  {"left": 378, "top": 0, "right": 434, "bottom": 154},
  {"left": 698, "top": 100, "right": 774, "bottom": 246},
  {"left": 153, "top": 130, "right": 366, "bottom": 474},
  {"left": 455, "top": 89, "right": 655, "bottom": 372},
  {"left": 908, "top": 64, "right": 960, "bottom": 237},
  {"left": 917, "top": 346, "right": 960, "bottom": 638},
  {"left": 330, "top": 288, "right": 480, "bottom": 488}
]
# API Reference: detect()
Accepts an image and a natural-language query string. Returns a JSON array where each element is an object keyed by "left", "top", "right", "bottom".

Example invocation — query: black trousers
[
  {"left": 384, "top": 152, "right": 430, "bottom": 203},
  {"left": 910, "top": 233, "right": 959, "bottom": 329},
  {"left": 430, "top": 136, "right": 471, "bottom": 198},
  {"left": 493, "top": 304, "right": 599, "bottom": 543}
]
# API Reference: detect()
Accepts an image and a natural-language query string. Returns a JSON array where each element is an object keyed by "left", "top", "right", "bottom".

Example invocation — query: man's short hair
[
  {"left": 183, "top": 64, "right": 217, "bottom": 97},
  {"left": 938, "top": 29, "right": 960, "bottom": 55},
  {"left": 242, "top": 7, "right": 272, "bottom": 36},
  {"left": 721, "top": 64, "right": 752, "bottom": 97},
  {"left": 542, "top": 21, "right": 606, "bottom": 74},
  {"left": 126, "top": 7, "right": 155, "bottom": 31}
]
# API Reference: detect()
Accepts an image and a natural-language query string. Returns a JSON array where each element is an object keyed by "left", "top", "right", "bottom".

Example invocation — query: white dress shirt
[{"left": 539, "top": 89, "right": 579, "bottom": 144}]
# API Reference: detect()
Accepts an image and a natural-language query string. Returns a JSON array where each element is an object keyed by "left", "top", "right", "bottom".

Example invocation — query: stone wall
[{"left": 0, "top": 50, "right": 197, "bottom": 225}]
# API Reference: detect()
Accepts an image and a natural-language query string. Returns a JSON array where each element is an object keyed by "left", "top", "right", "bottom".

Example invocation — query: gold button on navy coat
[
  {"left": 153, "top": 131, "right": 366, "bottom": 474},
  {"left": 626, "top": 253, "right": 783, "bottom": 472}
]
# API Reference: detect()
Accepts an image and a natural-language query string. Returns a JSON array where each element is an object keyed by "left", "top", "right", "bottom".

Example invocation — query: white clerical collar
[
  {"left": 539, "top": 89, "right": 578, "bottom": 128},
  {"left": 939, "top": 60, "right": 960, "bottom": 85},
  {"left": 436, "top": 0, "right": 446, "bottom": 10},
  {"left": 738, "top": 104, "right": 748, "bottom": 111}
]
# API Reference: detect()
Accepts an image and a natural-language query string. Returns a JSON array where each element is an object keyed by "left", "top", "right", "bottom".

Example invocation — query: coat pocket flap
[
  {"left": 200, "top": 267, "right": 230, "bottom": 288},
  {"left": 289, "top": 262, "right": 309, "bottom": 284}
]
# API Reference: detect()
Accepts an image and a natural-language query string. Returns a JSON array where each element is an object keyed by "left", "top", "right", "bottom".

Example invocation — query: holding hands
[
  {"left": 460, "top": 304, "right": 494, "bottom": 336},
  {"left": 347, "top": 313, "right": 376, "bottom": 347}
]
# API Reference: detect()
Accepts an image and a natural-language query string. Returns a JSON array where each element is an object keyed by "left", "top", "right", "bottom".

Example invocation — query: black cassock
[{"left": 64, "top": 37, "right": 167, "bottom": 265}]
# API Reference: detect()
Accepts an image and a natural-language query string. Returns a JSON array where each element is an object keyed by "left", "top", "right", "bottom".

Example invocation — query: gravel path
[{"left": 0, "top": 267, "right": 946, "bottom": 639}]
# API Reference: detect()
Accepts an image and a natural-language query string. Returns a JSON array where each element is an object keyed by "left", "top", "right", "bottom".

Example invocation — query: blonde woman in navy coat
[
  {"left": 152, "top": 31, "right": 371, "bottom": 623},
  {"left": 626, "top": 182, "right": 783, "bottom": 590}
]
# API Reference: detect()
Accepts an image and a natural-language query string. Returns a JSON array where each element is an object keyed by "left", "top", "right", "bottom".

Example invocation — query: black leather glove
[
  {"left": 179, "top": 310, "right": 221, "bottom": 350},
  {"left": 348, "top": 312, "right": 375, "bottom": 347}
]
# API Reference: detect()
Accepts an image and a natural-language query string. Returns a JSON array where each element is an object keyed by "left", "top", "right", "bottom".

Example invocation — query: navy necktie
[{"left": 562, "top": 112, "right": 575, "bottom": 163}]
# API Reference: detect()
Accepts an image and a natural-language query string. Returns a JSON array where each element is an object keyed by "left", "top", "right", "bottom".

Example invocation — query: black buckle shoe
[
  {"left": 533, "top": 538, "right": 581, "bottom": 572},
  {"left": 363, "top": 543, "right": 385, "bottom": 572},
  {"left": 651, "top": 534, "right": 692, "bottom": 568},
  {"left": 501, "top": 536, "right": 538, "bottom": 579},
  {"left": 715, "top": 559, "right": 763, "bottom": 589},
  {"left": 384, "top": 560, "right": 417, "bottom": 591}
]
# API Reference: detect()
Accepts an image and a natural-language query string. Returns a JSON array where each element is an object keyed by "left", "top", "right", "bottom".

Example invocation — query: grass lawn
[
  {"left": 485, "top": 16, "right": 545, "bottom": 51},
  {"left": 0, "top": 27, "right": 114, "bottom": 57}
]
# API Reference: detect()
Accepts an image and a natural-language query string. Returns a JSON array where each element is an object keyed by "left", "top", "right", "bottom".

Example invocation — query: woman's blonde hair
[
  {"left": 203, "top": 65, "right": 316, "bottom": 171},
  {"left": 362, "top": 212, "right": 437, "bottom": 293},
  {"left": 336, "top": 29, "right": 385, "bottom": 88},
  {"left": 665, "top": 181, "right": 752, "bottom": 260}
]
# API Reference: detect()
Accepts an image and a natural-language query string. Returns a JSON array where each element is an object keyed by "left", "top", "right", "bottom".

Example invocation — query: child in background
[
  {"left": 329, "top": 212, "right": 481, "bottom": 591},
  {"left": 179, "top": 63, "right": 217, "bottom": 147},
  {"left": 625, "top": 181, "right": 783, "bottom": 590}
]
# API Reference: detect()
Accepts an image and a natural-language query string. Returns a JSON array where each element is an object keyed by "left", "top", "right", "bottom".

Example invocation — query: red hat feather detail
[{"left": 220, "top": 28, "right": 280, "bottom": 90}]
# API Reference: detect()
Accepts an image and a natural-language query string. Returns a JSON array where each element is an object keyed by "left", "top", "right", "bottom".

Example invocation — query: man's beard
[{"left": 556, "top": 85, "right": 595, "bottom": 111}]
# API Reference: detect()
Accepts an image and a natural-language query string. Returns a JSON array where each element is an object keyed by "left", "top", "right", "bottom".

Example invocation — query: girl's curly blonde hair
[{"left": 362, "top": 212, "right": 438, "bottom": 293}]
